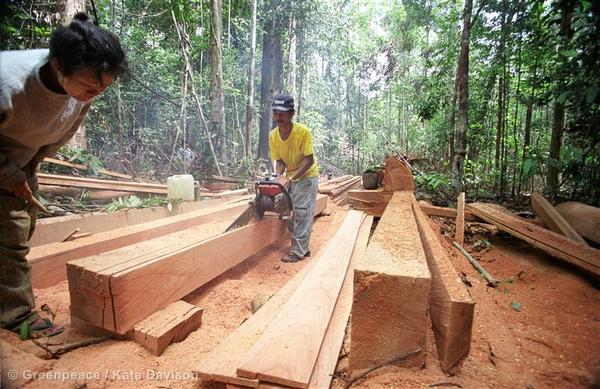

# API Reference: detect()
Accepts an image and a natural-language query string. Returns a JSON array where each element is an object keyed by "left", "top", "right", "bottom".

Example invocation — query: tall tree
[
  {"left": 210, "top": 0, "right": 227, "bottom": 173},
  {"left": 257, "top": 0, "right": 275, "bottom": 164},
  {"left": 59, "top": 0, "right": 87, "bottom": 150},
  {"left": 451, "top": 0, "right": 473, "bottom": 195},
  {"left": 244, "top": 0, "right": 258, "bottom": 158}
]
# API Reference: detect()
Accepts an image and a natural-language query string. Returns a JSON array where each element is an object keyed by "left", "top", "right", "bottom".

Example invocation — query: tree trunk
[
  {"left": 547, "top": 103, "right": 565, "bottom": 195},
  {"left": 287, "top": 16, "right": 297, "bottom": 96},
  {"left": 257, "top": 0, "right": 275, "bottom": 162},
  {"left": 451, "top": 0, "right": 472, "bottom": 195},
  {"left": 59, "top": 0, "right": 87, "bottom": 150},
  {"left": 244, "top": 0, "right": 257, "bottom": 158},
  {"left": 210, "top": 0, "right": 227, "bottom": 174}
]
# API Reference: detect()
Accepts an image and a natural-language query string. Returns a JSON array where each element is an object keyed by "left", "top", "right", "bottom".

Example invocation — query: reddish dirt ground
[{"left": 1, "top": 204, "right": 599, "bottom": 389}]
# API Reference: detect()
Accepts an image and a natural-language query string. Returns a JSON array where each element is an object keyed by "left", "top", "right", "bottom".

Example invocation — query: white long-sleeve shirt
[{"left": 0, "top": 49, "right": 90, "bottom": 189}]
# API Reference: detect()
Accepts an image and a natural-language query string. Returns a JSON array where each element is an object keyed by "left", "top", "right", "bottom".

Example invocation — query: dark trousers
[{"left": 0, "top": 178, "right": 38, "bottom": 329}]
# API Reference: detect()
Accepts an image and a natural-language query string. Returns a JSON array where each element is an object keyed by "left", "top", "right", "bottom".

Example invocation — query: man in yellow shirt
[{"left": 269, "top": 93, "right": 319, "bottom": 262}]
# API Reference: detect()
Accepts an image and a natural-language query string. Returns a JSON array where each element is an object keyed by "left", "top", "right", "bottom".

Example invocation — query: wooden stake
[
  {"left": 452, "top": 242, "right": 497, "bottom": 287},
  {"left": 455, "top": 192, "right": 465, "bottom": 246}
]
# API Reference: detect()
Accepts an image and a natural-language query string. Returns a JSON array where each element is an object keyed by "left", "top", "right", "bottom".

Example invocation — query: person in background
[
  {"left": 0, "top": 13, "right": 128, "bottom": 338},
  {"left": 269, "top": 93, "right": 319, "bottom": 263}
]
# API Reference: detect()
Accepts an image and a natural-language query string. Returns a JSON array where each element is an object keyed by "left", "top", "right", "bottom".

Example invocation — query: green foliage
[
  {"left": 105, "top": 195, "right": 173, "bottom": 213},
  {"left": 415, "top": 172, "right": 451, "bottom": 192},
  {"left": 58, "top": 147, "right": 104, "bottom": 176}
]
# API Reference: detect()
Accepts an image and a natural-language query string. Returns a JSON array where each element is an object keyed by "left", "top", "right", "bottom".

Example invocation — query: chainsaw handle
[{"left": 255, "top": 181, "right": 293, "bottom": 212}]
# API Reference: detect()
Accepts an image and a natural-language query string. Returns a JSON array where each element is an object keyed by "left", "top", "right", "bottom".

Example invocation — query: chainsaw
[{"left": 225, "top": 177, "right": 293, "bottom": 232}]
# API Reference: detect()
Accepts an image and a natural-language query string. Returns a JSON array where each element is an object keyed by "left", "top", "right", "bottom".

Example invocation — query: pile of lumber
[
  {"left": 29, "top": 196, "right": 251, "bottom": 247},
  {"left": 66, "top": 195, "right": 328, "bottom": 338},
  {"left": 204, "top": 175, "right": 239, "bottom": 191},
  {"left": 318, "top": 175, "right": 362, "bottom": 205},
  {"left": 196, "top": 211, "right": 373, "bottom": 388}
]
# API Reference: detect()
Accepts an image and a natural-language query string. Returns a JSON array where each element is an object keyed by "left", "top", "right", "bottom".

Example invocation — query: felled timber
[
  {"left": 37, "top": 173, "right": 167, "bottom": 194},
  {"left": 383, "top": 156, "right": 415, "bottom": 191},
  {"left": 348, "top": 188, "right": 392, "bottom": 217},
  {"left": 555, "top": 201, "right": 600, "bottom": 245},
  {"left": 531, "top": 193, "right": 588, "bottom": 245},
  {"left": 132, "top": 300, "right": 203, "bottom": 356},
  {"left": 30, "top": 201, "right": 248, "bottom": 288},
  {"left": 236, "top": 211, "right": 365, "bottom": 388},
  {"left": 43, "top": 157, "right": 134, "bottom": 180},
  {"left": 30, "top": 196, "right": 250, "bottom": 247},
  {"left": 68, "top": 195, "right": 327, "bottom": 335},
  {"left": 351, "top": 191, "right": 431, "bottom": 371},
  {"left": 468, "top": 203, "right": 600, "bottom": 277},
  {"left": 212, "top": 174, "right": 238, "bottom": 183},
  {"left": 411, "top": 195, "right": 474, "bottom": 372}
]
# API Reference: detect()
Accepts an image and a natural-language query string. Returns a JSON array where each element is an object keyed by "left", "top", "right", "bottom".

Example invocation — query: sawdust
[{"left": 1, "top": 205, "right": 599, "bottom": 389}]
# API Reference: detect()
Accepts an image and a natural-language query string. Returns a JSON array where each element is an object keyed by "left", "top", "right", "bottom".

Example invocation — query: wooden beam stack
[
  {"left": 30, "top": 201, "right": 248, "bottom": 288},
  {"left": 67, "top": 195, "right": 328, "bottom": 335},
  {"left": 318, "top": 175, "right": 362, "bottom": 205}
]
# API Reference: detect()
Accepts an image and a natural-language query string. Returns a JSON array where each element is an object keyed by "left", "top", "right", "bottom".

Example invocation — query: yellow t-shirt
[{"left": 269, "top": 122, "right": 319, "bottom": 179}]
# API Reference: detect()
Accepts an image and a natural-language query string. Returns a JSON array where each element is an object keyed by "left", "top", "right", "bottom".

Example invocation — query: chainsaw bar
[{"left": 225, "top": 205, "right": 256, "bottom": 232}]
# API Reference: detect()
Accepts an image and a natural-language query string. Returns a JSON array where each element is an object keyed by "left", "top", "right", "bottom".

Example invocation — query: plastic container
[{"left": 167, "top": 174, "right": 195, "bottom": 201}]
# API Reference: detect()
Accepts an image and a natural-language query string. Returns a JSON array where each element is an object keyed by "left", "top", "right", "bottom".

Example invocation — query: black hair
[{"left": 49, "top": 13, "right": 128, "bottom": 79}]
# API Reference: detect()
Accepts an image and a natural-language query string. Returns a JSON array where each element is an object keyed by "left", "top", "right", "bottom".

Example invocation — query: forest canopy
[{"left": 1, "top": 0, "right": 599, "bottom": 205}]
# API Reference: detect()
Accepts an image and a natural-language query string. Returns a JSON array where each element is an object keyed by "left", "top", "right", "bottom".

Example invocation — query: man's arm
[{"left": 290, "top": 154, "right": 314, "bottom": 181}]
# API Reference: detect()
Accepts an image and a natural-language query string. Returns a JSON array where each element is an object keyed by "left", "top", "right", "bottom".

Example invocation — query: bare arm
[{"left": 291, "top": 154, "right": 314, "bottom": 181}]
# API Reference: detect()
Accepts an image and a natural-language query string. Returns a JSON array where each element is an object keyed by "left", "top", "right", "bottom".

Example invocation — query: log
[
  {"left": 212, "top": 174, "right": 239, "bottom": 183},
  {"left": 30, "top": 196, "right": 249, "bottom": 247},
  {"left": 37, "top": 173, "right": 167, "bottom": 194},
  {"left": 205, "top": 182, "right": 238, "bottom": 191},
  {"left": 43, "top": 157, "right": 134, "bottom": 180},
  {"left": 132, "top": 300, "right": 203, "bottom": 356},
  {"left": 383, "top": 157, "right": 415, "bottom": 192},
  {"left": 531, "top": 192, "right": 588, "bottom": 245},
  {"left": 411, "top": 195, "right": 474, "bottom": 372},
  {"left": 351, "top": 191, "right": 431, "bottom": 371},
  {"left": 30, "top": 201, "right": 248, "bottom": 288},
  {"left": 236, "top": 211, "right": 365, "bottom": 388},
  {"left": 468, "top": 203, "right": 600, "bottom": 277},
  {"left": 555, "top": 201, "right": 600, "bottom": 245},
  {"left": 455, "top": 193, "right": 465, "bottom": 245}
]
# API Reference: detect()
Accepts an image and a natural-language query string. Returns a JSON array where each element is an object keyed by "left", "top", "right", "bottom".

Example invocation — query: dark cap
[{"left": 272, "top": 93, "right": 295, "bottom": 112}]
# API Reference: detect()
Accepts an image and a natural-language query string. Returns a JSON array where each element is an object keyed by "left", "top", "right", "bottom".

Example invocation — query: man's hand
[
  {"left": 8, "top": 181, "right": 33, "bottom": 200},
  {"left": 276, "top": 175, "right": 291, "bottom": 189}
]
